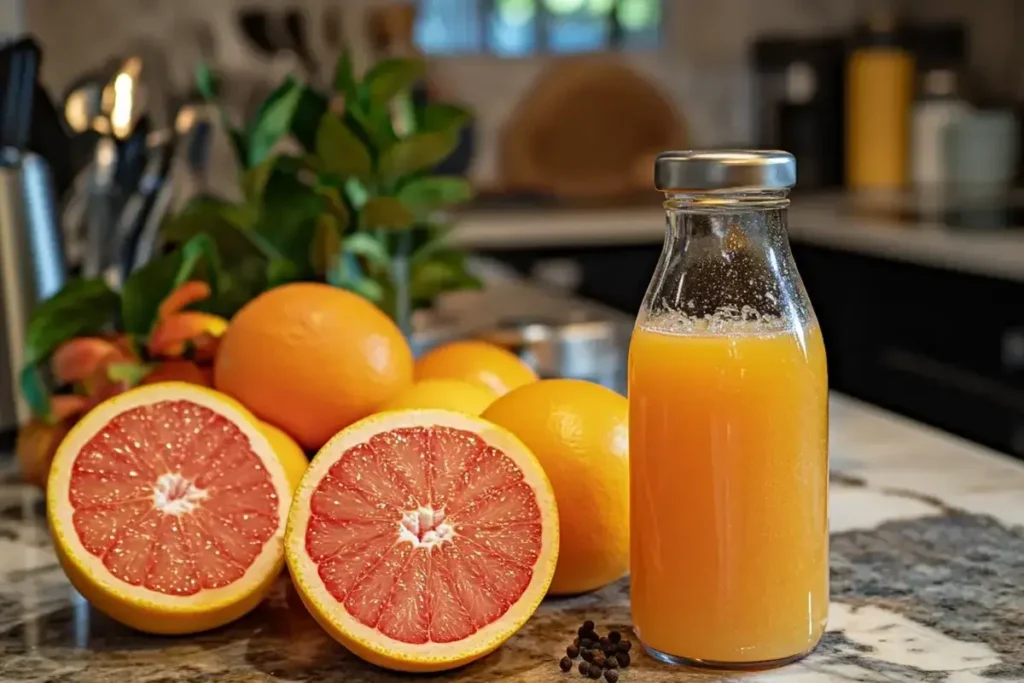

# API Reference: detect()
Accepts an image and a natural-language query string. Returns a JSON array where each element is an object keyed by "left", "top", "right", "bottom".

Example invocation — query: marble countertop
[
  {"left": 450, "top": 198, "right": 1024, "bottom": 283},
  {"left": 1, "top": 395, "right": 1023, "bottom": 682}
]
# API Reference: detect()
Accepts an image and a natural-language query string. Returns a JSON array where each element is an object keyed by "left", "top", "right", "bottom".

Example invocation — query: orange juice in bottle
[{"left": 629, "top": 151, "right": 828, "bottom": 668}]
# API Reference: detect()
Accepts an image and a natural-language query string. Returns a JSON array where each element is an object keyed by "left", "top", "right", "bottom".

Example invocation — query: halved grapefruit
[
  {"left": 285, "top": 409, "right": 559, "bottom": 672},
  {"left": 46, "top": 382, "right": 291, "bottom": 635}
]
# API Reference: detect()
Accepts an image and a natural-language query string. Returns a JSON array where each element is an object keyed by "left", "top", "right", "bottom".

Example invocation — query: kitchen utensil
[
  {"left": 476, "top": 313, "right": 624, "bottom": 391},
  {"left": 284, "top": 10, "right": 318, "bottom": 80},
  {"left": 0, "top": 152, "right": 67, "bottom": 430},
  {"left": 239, "top": 9, "right": 278, "bottom": 57},
  {"left": 0, "top": 37, "right": 40, "bottom": 151}
]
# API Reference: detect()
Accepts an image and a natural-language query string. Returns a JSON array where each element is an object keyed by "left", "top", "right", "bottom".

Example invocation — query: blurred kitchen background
[{"left": 3, "top": 0, "right": 1024, "bottom": 456}]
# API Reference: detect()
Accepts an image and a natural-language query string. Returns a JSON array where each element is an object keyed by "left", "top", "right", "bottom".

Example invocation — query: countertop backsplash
[{"left": 24, "top": 0, "right": 1021, "bottom": 189}]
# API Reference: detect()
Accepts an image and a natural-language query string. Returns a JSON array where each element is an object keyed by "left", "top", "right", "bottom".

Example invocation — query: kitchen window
[{"left": 414, "top": 0, "right": 662, "bottom": 57}]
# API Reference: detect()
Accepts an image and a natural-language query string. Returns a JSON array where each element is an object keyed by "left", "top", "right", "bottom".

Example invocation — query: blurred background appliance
[{"left": 751, "top": 35, "right": 845, "bottom": 191}]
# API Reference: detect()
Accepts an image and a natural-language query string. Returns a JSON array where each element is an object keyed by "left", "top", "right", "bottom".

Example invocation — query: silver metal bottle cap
[{"left": 654, "top": 150, "right": 796, "bottom": 192}]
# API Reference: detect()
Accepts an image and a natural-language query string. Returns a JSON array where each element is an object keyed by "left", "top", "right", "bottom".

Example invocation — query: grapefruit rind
[
  {"left": 285, "top": 409, "right": 560, "bottom": 673},
  {"left": 47, "top": 382, "right": 291, "bottom": 635}
]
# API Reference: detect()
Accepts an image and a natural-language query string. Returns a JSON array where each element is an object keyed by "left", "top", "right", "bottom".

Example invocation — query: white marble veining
[{"left": 0, "top": 393, "right": 1021, "bottom": 682}]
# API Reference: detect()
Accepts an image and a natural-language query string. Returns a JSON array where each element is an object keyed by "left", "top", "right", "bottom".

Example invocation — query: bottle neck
[
  {"left": 662, "top": 191, "right": 791, "bottom": 249},
  {"left": 644, "top": 189, "right": 808, "bottom": 330},
  {"left": 662, "top": 190, "right": 790, "bottom": 212}
]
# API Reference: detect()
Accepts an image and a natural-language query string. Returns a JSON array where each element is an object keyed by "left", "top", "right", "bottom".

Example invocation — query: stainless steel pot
[{"left": 476, "top": 313, "right": 626, "bottom": 394}]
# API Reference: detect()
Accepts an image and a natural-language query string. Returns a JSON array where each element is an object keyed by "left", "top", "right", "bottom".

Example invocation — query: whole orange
[
  {"left": 414, "top": 341, "right": 537, "bottom": 397},
  {"left": 482, "top": 379, "right": 628, "bottom": 595},
  {"left": 214, "top": 283, "right": 413, "bottom": 450}
]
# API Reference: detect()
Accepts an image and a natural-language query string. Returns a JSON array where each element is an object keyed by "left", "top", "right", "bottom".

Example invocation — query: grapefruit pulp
[
  {"left": 285, "top": 409, "right": 559, "bottom": 672},
  {"left": 47, "top": 382, "right": 291, "bottom": 634}
]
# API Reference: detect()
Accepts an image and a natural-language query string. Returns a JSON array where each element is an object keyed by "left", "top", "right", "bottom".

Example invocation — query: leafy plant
[
  {"left": 20, "top": 53, "right": 479, "bottom": 418},
  {"left": 188, "top": 55, "right": 480, "bottom": 327}
]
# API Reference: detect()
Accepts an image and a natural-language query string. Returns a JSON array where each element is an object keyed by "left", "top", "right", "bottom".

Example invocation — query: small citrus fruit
[
  {"left": 214, "top": 283, "right": 413, "bottom": 450},
  {"left": 259, "top": 421, "right": 308, "bottom": 492},
  {"left": 482, "top": 379, "right": 628, "bottom": 595},
  {"left": 286, "top": 409, "right": 560, "bottom": 672},
  {"left": 47, "top": 382, "right": 291, "bottom": 634},
  {"left": 414, "top": 341, "right": 537, "bottom": 397},
  {"left": 379, "top": 379, "right": 495, "bottom": 415}
]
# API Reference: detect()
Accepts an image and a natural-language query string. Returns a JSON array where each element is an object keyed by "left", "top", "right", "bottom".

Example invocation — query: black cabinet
[
  {"left": 484, "top": 241, "right": 1024, "bottom": 459},
  {"left": 793, "top": 243, "right": 1024, "bottom": 458}
]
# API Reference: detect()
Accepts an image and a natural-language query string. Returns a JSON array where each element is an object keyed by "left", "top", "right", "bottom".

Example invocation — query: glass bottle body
[{"left": 628, "top": 191, "right": 829, "bottom": 668}]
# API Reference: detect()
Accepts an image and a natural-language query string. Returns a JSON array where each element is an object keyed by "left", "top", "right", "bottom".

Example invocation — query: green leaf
[
  {"left": 333, "top": 50, "right": 358, "bottom": 99},
  {"left": 207, "top": 256, "right": 270, "bottom": 320},
  {"left": 121, "top": 235, "right": 223, "bottom": 335},
  {"left": 344, "top": 177, "right": 370, "bottom": 209},
  {"left": 107, "top": 362, "right": 154, "bottom": 387},
  {"left": 410, "top": 225, "right": 453, "bottom": 266},
  {"left": 327, "top": 250, "right": 385, "bottom": 304},
  {"left": 417, "top": 102, "right": 472, "bottom": 134},
  {"left": 410, "top": 250, "right": 482, "bottom": 305},
  {"left": 247, "top": 79, "right": 304, "bottom": 167},
  {"left": 347, "top": 106, "right": 397, "bottom": 151},
  {"left": 195, "top": 63, "right": 218, "bottom": 100},
  {"left": 228, "top": 129, "right": 249, "bottom": 168},
  {"left": 316, "top": 114, "right": 372, "bottom": 177},
  {"left": 241, "top": 159, "right": 274, "bottom": 205},
  {"left": 23, "top": 279, "right": 119, "bottom": 365},
  {"left": 363, "top": 58, "right": 426, "bottom": 106},
  {"left": 317, "top": 187, "right": 351, "bottom": 233},
  {"left": 398, "top": 176, "right": 473, "bottom": 215},
  {"left": 343, "top": 232, "right": 391, "bottom": 270},
  {"left": 19, "top": 365, "right": 50, "bottom": 420},
  {"left": 253, "top": 171, "right": 325, "bottom": 275},
  {"left": 310, "top": 214, "right": 342, "bottom": 278},
  {"left": 161, "top": 198, "right": 267, "bottom": 262},
  {"left": 361, "top": 197, "right": 415, "bottom": 230},
  {"left": 379, "top": 131, "right": 459, "bottom": 181},
  {"left": 267, "top": 258, "right": 301, "bottom": 288},
  {"left": 292, "top": 86, "right": 329, "bottom": 153},
  {"left": 175, "top": 234, "right": 223, "bottom": 291},
  {"left": 349, "top": 276, "right": 386, "bottom": 303}
]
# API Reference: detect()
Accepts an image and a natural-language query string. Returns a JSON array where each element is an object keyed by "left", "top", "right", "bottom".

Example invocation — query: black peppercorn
[
  {"left": 560, "top": 657, "right": 573, "bottom": 672},
  {"left": 588, "top": 665, "right": 603, "bottom": 680},
  {"left": 608, "top": 631, "right": 621, "bottom": 644},
  {"left": 602, "top": 644, "right": 616, "bottom": 657},
  {"left": 599, "top": 636, "right": 610, "bottom": 647},
  {"left": 581, "top": 649, "right": 595, "bottom": 663},
  {"left": 592, "top": 655, "right": 606, "bottom": 669},
  {"left": 573, "top": 637, "right": 580, "bottom": 646},
  {"left": 583, "top": 620, "right": 595, "bottom": 631},
  {"left": 604, "top": 670, "right": 619, "bottom": 683},
  {"left": 617, "top": 641, "right": 632, "bottom": 653},
  {"left": 615, "top": 652, "right": 631, "bottom": 668},
  {"left": 580, "top": 638, "right": 594, "bottom": 649},
  {"left": 567, "top": 645, "right": 580, "bottom": 659},
  {"left": 604, "top": 656, "right": 618, "bottom": 669},
  {"left": 578, "top": 662, "right": 590, "bottom": 676}
]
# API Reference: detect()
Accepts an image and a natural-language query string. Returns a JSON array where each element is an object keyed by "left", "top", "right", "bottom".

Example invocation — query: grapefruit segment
[
  {"left": 47, "top": 382, "right": 291, "bottom": 634},
  {"left": 286, "top": 409, "right": 559, "bottom": 673}
]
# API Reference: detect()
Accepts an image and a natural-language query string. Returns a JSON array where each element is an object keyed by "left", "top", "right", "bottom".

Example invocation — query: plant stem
[{"left": 392, "top": 228, "right": 413, "bottom": 340}]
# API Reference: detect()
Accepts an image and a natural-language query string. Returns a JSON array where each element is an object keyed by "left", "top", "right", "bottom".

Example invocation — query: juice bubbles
[
  {"left": 632, "top": 150, "right": 828, "bottom": 668},
  {"left": 629, "top": 320, "right": 828, "bottom": 665}
]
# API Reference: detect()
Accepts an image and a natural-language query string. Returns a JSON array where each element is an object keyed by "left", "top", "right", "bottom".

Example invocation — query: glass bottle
[{"left": 628, "top": 151, "right": 829, "bottom": 669}]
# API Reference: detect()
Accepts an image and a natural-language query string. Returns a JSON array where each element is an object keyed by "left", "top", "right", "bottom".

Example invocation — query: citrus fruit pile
[{"left": 36, "top": 281, "right": 631, "bottom": 672}]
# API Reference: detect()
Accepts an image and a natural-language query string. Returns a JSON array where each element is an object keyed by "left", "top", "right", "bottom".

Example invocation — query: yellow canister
[{"left": 846, "top": 15, "right": 914, "bottom": 191}]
